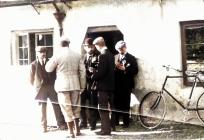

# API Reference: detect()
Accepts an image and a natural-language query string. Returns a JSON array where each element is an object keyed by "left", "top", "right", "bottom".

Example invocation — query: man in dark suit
[
  {"left": 91, "top": 37, "right": 115, "bottom": 135},
  {"left": 114, "top": 40, "right": 138, "bottom": 128},
  {"left": 29, "top": 46, "right": 67, "bottom": 132},
  {"left": 80, "top": 38, "right": 100, "bottom": 130}
]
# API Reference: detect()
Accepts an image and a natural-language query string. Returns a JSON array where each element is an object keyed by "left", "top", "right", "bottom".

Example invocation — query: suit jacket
[
  {"left": 83, "top": 52, "right": 100, "bottom": 90},
  {"left": 115, "top": 52, "right": 138, "bottom": 90},
  {"left": 29, "top": 59, "right": 56, "bottom": 100},
  {"left": 92, "top": 48, "right": 115, "bottom": 92},
  {"left": 45, "top": 47, "right": 86, "bottom": 92}
]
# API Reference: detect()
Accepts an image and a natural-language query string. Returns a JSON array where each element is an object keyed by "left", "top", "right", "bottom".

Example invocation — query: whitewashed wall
[{"left": 1, "top": 0, "right": 204, "bottom": 125}]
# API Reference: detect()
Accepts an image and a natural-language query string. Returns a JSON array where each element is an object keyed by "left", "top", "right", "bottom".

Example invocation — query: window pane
[
  {"left": 37, "top": 34, "right": 53, "bottom": 46},
  {"left": 19, "top": 35, "right": 27, "bottom": 47},
  {"left": 36, "top": 33, "right": 53, "bottom": 59},
  {"left": 187, "top": 63, "right": 204, "bottom": 82},
  {"left": 19, "top": 36, "right": 22, "bottom": 47},
  {"left": 29, "top": 33, "right": 36, "bottom": 62},
  {"left": 45, "top": 34, "right": 53, "bottom": 46},
  {"left": 24, "top": 48, "right": 28, "bottom": 59},
  {"left": 22, "top": 35, "right": 28, "bottom": 47},
  {"left": 186, "top": 45, "right": 204, "bottom": 61},
  {"left": 19, "top": 60, "right": 24, "bottom": 65},
  {"left": 37, "top": 34, "right": 45, "bottom": 46},
  {"left": 46, "top": 47, "right": 53, "bottom": 59},
  {"left": 186, "top": 27, "right": 204, "bottom": 44},
  {"left": 24, "top": 60, "right": 28, "bottom": 65},
  {"left": 19, "top": 60, "right": 28, "bottom": 65},
  {"left": 19, "top": 48, "right": 23, "bottom": 59},
  {"left": 186, "top": 26, "right": 204, "bottom": 63},
  {"left": 186, "top": 27, "right": 204, "bottom": 61},
  {"left": 19, "top": 48, "right": 28, "bottom": 59}
]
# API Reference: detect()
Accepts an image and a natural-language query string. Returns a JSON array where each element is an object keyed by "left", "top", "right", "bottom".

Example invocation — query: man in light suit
[
  {"left": 29, "top": 46, "right": 67, "bottom": 133},
  {"left": 46, "top": 36, "right": 86, "bottom": 138},
  {"left": 91, "top": 37, "right": 115, "bottom": 135}
]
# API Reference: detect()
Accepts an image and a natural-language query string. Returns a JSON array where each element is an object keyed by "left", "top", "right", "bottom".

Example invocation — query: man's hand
[
  {"left": 80, "top": 89, "right": 85, "bottom": 94},
  {"left": 116, "top": 63, "right": 125, "bottom": 71}
]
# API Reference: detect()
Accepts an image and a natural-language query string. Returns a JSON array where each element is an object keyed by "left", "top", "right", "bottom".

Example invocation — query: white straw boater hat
[{"left": 115, "top": 40, "right": 126, "bottom": 50}]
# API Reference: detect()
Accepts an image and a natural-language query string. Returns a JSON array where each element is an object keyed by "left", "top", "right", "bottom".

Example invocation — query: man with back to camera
[
  {"left": 45, "top": 36, "right": 86, "bottom": 138},
  {"left": 29, "top": 46, "right": 67, "bottom": 133},
  {"left": 91, "top": 36, "right": 115, "bottom": 135}
]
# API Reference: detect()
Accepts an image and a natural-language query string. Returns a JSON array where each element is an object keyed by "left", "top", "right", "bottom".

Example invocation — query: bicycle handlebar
[
  {"left": 163, "top": 65, "right": 204, "bottom": 76},
  {"left": 162, "top": 65, "right": 182, "bottom": 73}
]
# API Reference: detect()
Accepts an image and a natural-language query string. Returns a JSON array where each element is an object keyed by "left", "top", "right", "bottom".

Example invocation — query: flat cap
[
  {"left": 115, "top": 40, "right": 126, "bottom": 50},
  {"left": 35, "top": 46, "right": 47, "bottom": 52}
]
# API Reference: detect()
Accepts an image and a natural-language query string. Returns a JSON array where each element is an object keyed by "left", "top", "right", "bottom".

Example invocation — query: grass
[{"left": 113, "top": 116, "right": 204, "bottom": 139}]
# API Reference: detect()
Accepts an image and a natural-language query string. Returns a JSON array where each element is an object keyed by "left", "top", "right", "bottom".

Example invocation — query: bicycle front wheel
[
  {"left": 196, "top": 92, "right": 204, "bottom": 124},
  {"left": 138, "top": 91, "right": 166, "bottom": 129}
]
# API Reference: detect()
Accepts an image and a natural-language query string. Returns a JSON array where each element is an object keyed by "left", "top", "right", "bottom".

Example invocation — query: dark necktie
[
  {"left": 42, "top": 60, "right": 45, "bottom": 68},
  {"left": 41, "top": 60, "right": 49, "bottom": 85}
]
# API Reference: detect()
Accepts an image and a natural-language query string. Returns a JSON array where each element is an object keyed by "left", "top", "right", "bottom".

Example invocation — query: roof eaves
[{"left": 0, "top": 0, "right": 74, "bottom": 8}]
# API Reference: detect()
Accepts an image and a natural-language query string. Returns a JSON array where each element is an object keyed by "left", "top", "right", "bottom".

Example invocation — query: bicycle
[{"left": 138, "top": 65, "right": 204, "bottom": 129}]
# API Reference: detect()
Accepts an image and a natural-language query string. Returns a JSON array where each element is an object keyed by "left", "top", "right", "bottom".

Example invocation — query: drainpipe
[{"left": 53, "top": 3, "right": 66, "bottom": 36}]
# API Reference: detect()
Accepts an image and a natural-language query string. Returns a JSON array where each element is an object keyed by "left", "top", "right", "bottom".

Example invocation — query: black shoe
[
  {"left": 115, "top": 122, "right": 119, "bottom": 126},
  {"left": 95, "top": 131, "right": 111, "bottom": 136},
  {"left": 58, "top": 124, "right": 68, "bottom": 130},
  {"left": 90, "top": 126, "right": 96, "bottom": 130},
  {"left": 122, "top": 124, "right": 129, "bottom": 128},
  {"left": 112, "top": 127, "right": 116, "bottom": 131},
  {"left": 80, "top": 124, "right": 87, "bottom": 129}
]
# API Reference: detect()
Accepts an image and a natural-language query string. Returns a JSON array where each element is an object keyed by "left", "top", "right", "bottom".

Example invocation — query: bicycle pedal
[
  {"left": 183, "top": 109, "right": 190, "bottom": 115},
  {"left": 182, "top": 109, "right": 190, "bottom": 122}
]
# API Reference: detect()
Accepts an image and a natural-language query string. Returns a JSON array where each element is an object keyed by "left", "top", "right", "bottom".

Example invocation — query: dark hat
[
  {"left": 35, "top": 46, "right": 47, "bottom": 52},
  {"left": 84, "top": 38, "right": 93, "bottom": 45}
]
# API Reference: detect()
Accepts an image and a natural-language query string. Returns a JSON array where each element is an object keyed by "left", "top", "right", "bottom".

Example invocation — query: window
[
  {"left": 18, "top": 35, "right": 29, "bottom": 65},
  {"left": 12, "top": 29, "right": 53, "bottom": 66},
  {"left": 180, "top": 20, "right": 204, "bottom": 85},
  {"left": 35, "top": 33, "right": 53, "bottom": 59}
]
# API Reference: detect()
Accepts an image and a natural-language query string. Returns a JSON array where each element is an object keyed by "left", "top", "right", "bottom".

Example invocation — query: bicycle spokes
[
  {"left": 150, "top": 95, "right": 162, "bottom": 110},
  {"left": 196, "top": 92, "right": 204, "bottom": 123},
  {"left": 139, "top": 91, "right": 166, "bottom": 129}
]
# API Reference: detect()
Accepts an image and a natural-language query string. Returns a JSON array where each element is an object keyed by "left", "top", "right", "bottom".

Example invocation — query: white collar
[
  {"left": 38, "top": 58, "right": 46, "bottom": 65},
  {"left": 100, "top": 46, "right": 107, "bottom": 53}
]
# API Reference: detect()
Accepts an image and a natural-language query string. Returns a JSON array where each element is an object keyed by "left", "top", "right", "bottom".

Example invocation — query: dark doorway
[{"left": 84, "top": 25, "right": 124, "bottom": 55}]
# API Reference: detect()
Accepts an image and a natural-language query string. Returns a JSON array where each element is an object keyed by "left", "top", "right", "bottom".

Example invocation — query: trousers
[{"left": 58, "top": 91, "right": 81, "bottom": 122}]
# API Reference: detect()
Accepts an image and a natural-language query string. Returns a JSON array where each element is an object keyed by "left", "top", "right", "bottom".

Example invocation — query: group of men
[{"left": 29, "top": 35, "right": 138, "bottom": 138}]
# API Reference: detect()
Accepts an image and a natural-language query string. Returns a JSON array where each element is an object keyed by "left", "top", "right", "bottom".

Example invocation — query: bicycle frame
[{"left": 161, "top": 75, "right": 204, "bottom": 111}]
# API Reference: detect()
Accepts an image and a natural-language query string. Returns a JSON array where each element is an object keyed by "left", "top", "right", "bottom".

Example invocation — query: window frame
[
  {"left": 17, "top": 33, "right": 30, "bottom": 65},
  {"left": 11, "top": 28, "right": 53, "bottom": 66},
  {"left": 35, "top": 32, "right": 53, "bottom": 60},
  {"left": 180, "top": 20, "right": 204, "bottom": 86}
]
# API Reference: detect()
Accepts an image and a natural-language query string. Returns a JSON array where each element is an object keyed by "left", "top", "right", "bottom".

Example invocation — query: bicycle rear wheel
[
  {"left": 138, "top": 91, "right": 166, "bottom": 129},
  {"left": 196, "top": 92, "right": 204, "bottom": 124}
]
